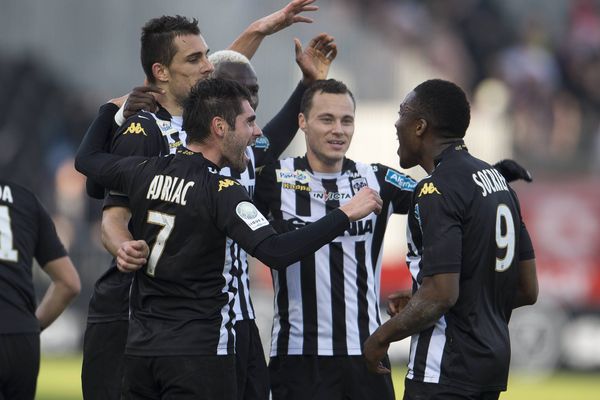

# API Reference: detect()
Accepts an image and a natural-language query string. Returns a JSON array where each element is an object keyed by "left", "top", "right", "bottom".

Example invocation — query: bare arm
[
  {"left": 513, "top": 258, "right": 538, "bottom": 308},
  {"left": 228, "top": 0, "right": 318, "bottom": 59},
  {"left": 36, "top": 256, "right": 81, "bottom": 330},
  {"left": 364, "top": 272, "right": 459, "bottom": 374},
  {"left": 102, "top": 207, "right": 149, "bottom": 273}
]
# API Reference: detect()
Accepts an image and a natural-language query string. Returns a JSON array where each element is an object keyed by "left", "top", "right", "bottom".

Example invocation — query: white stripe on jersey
[
  {"left": 217, "top": 247, "right": 236, "bottom": 355},
  {"left": 220, "top": 147, "right": 257, "bottom": 321},
  {"left": 270, "top": 158, "right": 388, "bottom": 356},
  {"left": 405, "top": 221, "right": 447, "bottom": 383}
]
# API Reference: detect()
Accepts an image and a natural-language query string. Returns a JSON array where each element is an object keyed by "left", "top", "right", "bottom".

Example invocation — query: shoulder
[{"left": 118, "top": 111, "right": 161, "bottom": 135}]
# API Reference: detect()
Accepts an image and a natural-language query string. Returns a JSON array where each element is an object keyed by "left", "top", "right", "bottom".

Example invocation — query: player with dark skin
[{"left": 364, "top": 80, "right": 538, "bottom": 400}]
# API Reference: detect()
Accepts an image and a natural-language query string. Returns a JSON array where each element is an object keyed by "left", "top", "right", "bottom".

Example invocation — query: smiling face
[
  {"left": 395, "top": 91, "right": 423, "bottom": 170},
  {"left": 222, "top": 99, "right": 262, "bottom": 173},
  {"left": 300, "top": 91, "right": 355, "bottom": 173},
  {"left": 165, "top": 34, "right": 214, "bottom": 106}
]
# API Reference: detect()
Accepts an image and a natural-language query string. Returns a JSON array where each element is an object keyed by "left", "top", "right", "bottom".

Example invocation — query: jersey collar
[
  {"left": 434, "top": 140, "right": 468, "bottom": 168},
  {"left": 176, "top": 147, "right": 220, "bottom": 170}
]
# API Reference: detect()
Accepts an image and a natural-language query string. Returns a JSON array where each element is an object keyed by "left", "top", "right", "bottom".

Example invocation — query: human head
[
  {"left": 183, "top": 78, "right": 260, "bottom": 172},
  {"left": 395, "top": 79, "right": 470, "bottom": 169},
  {"left": 141, "top": 15, "right": 214, "bottom": 106},
  {"left": 298, "top": 79, "right": 356, "bottom": 173},
  {"left": 209, "top": 50, "right": 260, "bottom": 110}
]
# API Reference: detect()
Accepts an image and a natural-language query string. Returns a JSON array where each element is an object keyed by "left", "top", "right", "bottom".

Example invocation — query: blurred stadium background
[{"left": 1, "top": 0, "right": 599, "bottom": 398}]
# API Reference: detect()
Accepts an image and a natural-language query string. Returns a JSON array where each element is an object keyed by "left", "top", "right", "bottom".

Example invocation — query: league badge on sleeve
[
  {"left": 253, "top": 135, "right": 270, "bottom": 150},
  {"left": 236, "top": 201, "right": 269, "bottom": 231},
  {"left": 385, "top": 169, "right": 417, "bottom": 191}
]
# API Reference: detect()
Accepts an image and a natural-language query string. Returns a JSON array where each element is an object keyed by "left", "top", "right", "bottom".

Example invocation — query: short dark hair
[
  {"left": 183, "top": 78, "right": 251, "bottom": 144},
  {"left": 300, "top": 79, "right": 356, "bottom": 117},
  {"left": 141, "top": 15, "right": 201, "bottom": 83},
  {"left": 412, "top": 79, "right": 471, "bottom": 138}
]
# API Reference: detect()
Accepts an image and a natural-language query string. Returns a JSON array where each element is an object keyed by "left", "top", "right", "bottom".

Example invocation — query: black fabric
[
  {"left": 81, "top": 320, "right": 128, "bottom": 400},
  {"left": 403, "top": 379, "right": 500, "bottom": 400},
  {"left": 0, "top": 333, "right": 40, "bottom": 400},
  {"left": 234, "top": 320, "right": 269, "bottom": 400},
  {"left": 269, "top": 355, "right": 394, "bottom": 400},
  {"left": 123, "top": 354, "right": 236, "bottom": 400},
  {"left": 0, "top": 180, "right": 66, "bottom": 334},
  {"left": 406, "top": 141, "right": 535, "bottom": 391}
]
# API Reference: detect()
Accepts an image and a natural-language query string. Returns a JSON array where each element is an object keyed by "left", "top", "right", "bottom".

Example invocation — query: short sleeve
[{"left": 34, "top": 199, "right": 67, "bottom": 266}]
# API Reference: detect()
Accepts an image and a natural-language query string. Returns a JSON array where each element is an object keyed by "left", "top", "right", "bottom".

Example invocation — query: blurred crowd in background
[{"left": 0, "top": 0, "right": 599, "bottom": 371}]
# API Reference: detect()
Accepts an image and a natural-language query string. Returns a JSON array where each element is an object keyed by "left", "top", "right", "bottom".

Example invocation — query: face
[
  {"left": 222, "top": 100, "right": 262, "bottom": 173},
  {"left": 213, "top": 62, "right": 260, "bottom": 110},
  {"left": 166, "top": 34, "right": 214, "bottom": 106},
  {"left": 395, "top": 91, "right": 422, "bottom": 169},
  {"left": 300, "top": 92, "right": 355, "bottom": 172}
]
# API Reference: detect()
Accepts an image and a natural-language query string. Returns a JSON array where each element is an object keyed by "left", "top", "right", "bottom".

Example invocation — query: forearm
[
  {"left": 227, "top": 21, "right": 265, "bottom": 60},
  {"left": 36, "top": 256, "right": 80, "bottom": 330},
  {"left": 74, "top": 104, "right": 123, "bottom": 185},
  {"left": 259, "top": 82, "right": 305, "bottom": 165},
  {"left": 101, "top": 207, "right": 133, "bottom": 257},
  {"left": 513, "top": 258, "right": 538, "bottom": 308},
  {"left": 253, "top": 209, "right": 349, "bottom": 268}
]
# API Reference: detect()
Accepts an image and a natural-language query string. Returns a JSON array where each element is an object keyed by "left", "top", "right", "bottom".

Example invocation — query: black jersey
[
  {"left": 405, "top": 142, "right": 535, "bottom": 391},
  {"left": 0, "top": 180, "right": 66, "bottom": 334},
  {"left": 255, "top": 156, "right": 416, "bottom": 356},
  {"left": 86, "top": 104, "right": 168, "bottom": 323}
]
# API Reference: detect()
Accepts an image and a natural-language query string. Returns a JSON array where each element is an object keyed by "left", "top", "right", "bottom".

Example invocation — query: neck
[
  {"left": 306, "top": 152, "right": 343, "bottom": 174},
  {"left": 187, "top": 142, "right": 223, "bottom": 168},
  {"left": 421, "top": 138, "right": 461, "bottom": 174},
  {"left": 156, "top": 89, "right": 183, "bottom": 117}
]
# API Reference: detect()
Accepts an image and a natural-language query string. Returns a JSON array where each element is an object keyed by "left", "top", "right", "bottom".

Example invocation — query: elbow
[
  {"left": 65, "top": 275, "right": 82, "bottom": 300},
  {"left": 524, "top": 285, "right": 539, "bottom": 306}
]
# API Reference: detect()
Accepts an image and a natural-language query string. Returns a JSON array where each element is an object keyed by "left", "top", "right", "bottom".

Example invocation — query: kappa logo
[
  {"left": 124, "top": 122, "right": 147, "bottom": 136},
  {"left": 218, "top": 179, "right": 240, "bottom": 192},
  {"left": 418, "top": 182, "right": 441, "bottom": 197}
]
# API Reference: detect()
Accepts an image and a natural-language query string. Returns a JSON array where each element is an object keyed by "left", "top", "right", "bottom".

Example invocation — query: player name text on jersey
[
  {"left": 472, "top": 168, "right": 509, "bottom": 197},
  {"left": 146, "top": 175, "right": 195, "bottom": 206}
]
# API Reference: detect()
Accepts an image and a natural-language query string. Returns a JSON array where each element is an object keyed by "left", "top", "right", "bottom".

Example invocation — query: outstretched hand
[
  {"left": 253, "top": 0, "right": 318, "bottom": 36},
  {"left": 493, "top": 159, "right": 532, "bottom": 183},
  {"left": 295, "top": 33, "right": 337, "bottom": 85}
]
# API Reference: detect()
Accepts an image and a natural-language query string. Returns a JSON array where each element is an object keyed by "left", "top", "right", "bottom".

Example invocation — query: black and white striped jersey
[
  {"left": 404, "top": 142, "right": 535, "bottom": 391},
  {"left": 255, "top": 156, "right": 416, "bottom": 356}
]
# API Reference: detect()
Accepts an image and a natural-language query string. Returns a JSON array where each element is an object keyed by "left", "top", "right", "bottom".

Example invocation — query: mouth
[{"left": 327, "top": 139, "right": 346, "bottom": 150}]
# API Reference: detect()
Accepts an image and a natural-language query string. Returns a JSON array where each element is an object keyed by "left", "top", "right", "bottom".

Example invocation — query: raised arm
[
  {"left": 257, "top": 33, "right": 337, "bottom": 166},
  {"left": 228, "top": 0, "right": 318, "bottom": 59}
]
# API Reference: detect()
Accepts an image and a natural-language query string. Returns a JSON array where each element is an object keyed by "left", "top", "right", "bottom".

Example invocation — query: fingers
[
  {"left": 116, "top": 240, "right": 148, "bottom": 273},
  {"left": 375, "top": 362, "right": 391, "bottom": 375},
  {"left": 131, "top": 85, "right": 165, "bottom": 95},
  {"left": 294, "top": 38, "right": 303, "bottom": 58}
]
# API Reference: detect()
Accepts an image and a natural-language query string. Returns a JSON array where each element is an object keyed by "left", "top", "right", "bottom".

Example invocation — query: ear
[
  {"left": 415, "top": 118, "right": 428, "bottom": 137},
  {"left": 152, "top": 62, "right": 169, "bottom": 83},
  {"left": 298, "top": 113, "right": 307, "bottom": 132},
  {"left": 211, "top": 116, "right": 227, "bottom": 138}
]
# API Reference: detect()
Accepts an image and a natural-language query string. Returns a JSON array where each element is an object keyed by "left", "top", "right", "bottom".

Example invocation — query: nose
[
  {"left": 204, "top": 59, "right": 215, "bottom": 76},
  {"left": 253, "top": 123, "right": 263, "bottom": 138},
  {"left": 332, "top": 120, "right": 343, "bottom": 134}
]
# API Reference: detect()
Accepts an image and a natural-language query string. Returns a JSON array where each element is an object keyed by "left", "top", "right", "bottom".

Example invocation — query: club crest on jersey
[
  {"left": 276, "top": 169, "right": 311, "bottom": 184},
  {"left": 218, "top": 179, "right": 240, "bottom": 192},
  {"left": 385, "top": 170, "right": 416, "bottom": 191},
  {"left": 418, "top": 182, "right": 441, "bottom": 197},
  {"left": 123, "top": 122, "right": 147, "bottom": 136},
  {"left": 253, "top": 136, "right": 270, "bottom": 149},
  {"left": 236, "top": 201, "right": 269, "bottom": 231},
  {"left": 350, "top": 177, "right": 368, "bottom": 195}
]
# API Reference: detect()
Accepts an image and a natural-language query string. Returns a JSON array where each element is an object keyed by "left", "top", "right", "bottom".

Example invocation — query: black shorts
[
  {"left": 234, "top": 319, "right": 268, "bottom": 400},
  {"left": 403, "top": 379, "right": 501, "bottom": 400},
  {"left": 81, "top": 320, "right": 128, "bottom": 400},
  {"left": 269, "top": 354, "right": 395, "bottom": 400},
  {"left": 0, "top": 333, "right": 40, "bottom": 400},
  {"left": 123, "top": 354, "right": 236, "bottom": 399}
]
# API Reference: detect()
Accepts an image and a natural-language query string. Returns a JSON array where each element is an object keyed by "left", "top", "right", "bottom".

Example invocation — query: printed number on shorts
[
  {"left": 0, "top": 206, "right": 18, "bottom": 262},
  {"left": 146, "top": 210, "right": 175, "bottom": 276},
  {"left": 495, "top": 204, "right": 515, "bottom": 272}
]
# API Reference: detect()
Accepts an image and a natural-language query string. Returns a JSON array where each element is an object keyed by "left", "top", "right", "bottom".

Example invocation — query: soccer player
[
  {"left": 81, "top": 3, "right": 325, "bottom": 398},
  {"left": 363, "top": 79, "right": 538, "bottom": 400},
  {"left": 75, "top": 78, "right": 383, "bottom": 399},
  {"left": 254, "top": 79, "right": 411, "bottom": 400},
  {"left": 0, "top": 180, "right": 80, "bottom": 400}
]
